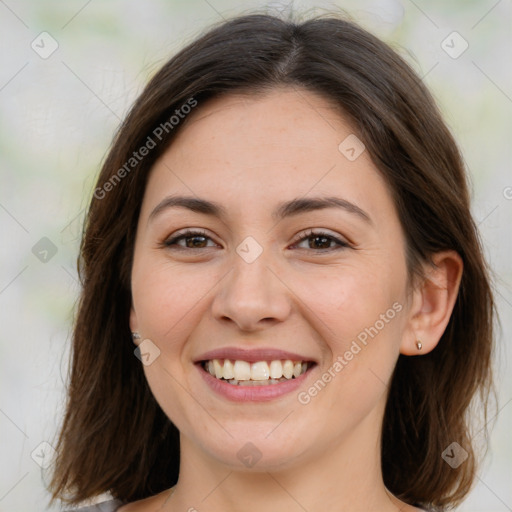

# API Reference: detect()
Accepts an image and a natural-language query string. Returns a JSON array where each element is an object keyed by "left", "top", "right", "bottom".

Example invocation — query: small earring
[
  {"left": 415, "top": 340, "right": 423, "bottom": 350},
  {"left": 132, "top": 332, "right": 141, "bottom": 341}
]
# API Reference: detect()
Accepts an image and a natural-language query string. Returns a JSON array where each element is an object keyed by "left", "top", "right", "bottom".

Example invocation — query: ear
[{"left": 400, "top": 250, "right": 463, "bottom": 355}]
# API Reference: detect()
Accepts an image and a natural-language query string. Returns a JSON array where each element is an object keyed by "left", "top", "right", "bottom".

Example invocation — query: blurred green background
[{"left": 0, "top": 1, "right": 510, "bottom": 510}]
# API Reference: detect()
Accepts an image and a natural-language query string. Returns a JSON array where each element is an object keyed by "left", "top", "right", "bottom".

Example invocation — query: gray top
[
  {"left": 66, "top": 499, "right": 431, "bottom": 511},
  {"left": 65, "top": 499, "right": 123, "bottom": 511}
]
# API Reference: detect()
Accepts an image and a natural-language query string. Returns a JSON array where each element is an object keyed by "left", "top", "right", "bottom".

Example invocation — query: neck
[{"left": 167, "top": 405, "right": 413, "bottom": 512}]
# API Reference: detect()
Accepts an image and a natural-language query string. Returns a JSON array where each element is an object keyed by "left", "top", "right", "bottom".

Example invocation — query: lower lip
[{"left": 196, "top": 363, "right": 315, "bottom": 402}]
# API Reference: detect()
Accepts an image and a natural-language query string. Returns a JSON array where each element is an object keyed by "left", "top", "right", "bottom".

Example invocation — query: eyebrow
[{"left": 148, "top": 195, "right": 372, "bottom": 225}]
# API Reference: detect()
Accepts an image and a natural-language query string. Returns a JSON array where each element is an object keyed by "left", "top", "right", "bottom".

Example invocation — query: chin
[{"left": 191, "top": 427, "right": 310, "bottom": 471}]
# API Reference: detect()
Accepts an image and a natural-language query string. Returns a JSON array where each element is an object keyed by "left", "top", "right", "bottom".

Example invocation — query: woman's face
[{"left": 130, "top": 88, "right": 413, "bottom": 471}]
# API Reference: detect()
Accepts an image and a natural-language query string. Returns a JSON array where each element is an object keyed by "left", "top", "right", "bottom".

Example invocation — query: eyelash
[{"left": 163, "top": 228, "right": 350, "bottom": 253}]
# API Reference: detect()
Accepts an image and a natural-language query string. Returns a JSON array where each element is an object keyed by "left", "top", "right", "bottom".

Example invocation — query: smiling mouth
[{"left": 200, "top": 359, "right": 315, "bottom": 386}]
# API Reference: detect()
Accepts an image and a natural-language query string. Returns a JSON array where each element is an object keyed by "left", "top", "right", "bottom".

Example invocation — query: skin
[{"left": 125, "top": 87, "right": 463, "bottom": 512}]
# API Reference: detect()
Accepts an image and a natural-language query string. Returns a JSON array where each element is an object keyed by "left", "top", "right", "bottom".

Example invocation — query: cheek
[
  {"left": 132, "top": 257, "right": 219, "bottom": 343},
  {"left": 296, "top": 262, "right": 403, "bottom": 349},
  {"left": 295, "top": 263, "right": 405, "bottom": 411}
]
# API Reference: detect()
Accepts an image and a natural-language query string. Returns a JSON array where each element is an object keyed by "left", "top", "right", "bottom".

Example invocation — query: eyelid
[
  {"left": 162, "top": 228, "right": 351, "bottom": 252},
  {"left": 163, "top": 228, "right": 218, "bottom": 248},
  {"left": 291, "top": 228, "right": 351, "bottom": 250}
]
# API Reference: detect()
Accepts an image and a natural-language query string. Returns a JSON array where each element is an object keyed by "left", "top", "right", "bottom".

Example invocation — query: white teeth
[
  {"left": 282, "top": 360, "right": 294, "bottom": 379},
  {"left": 251, "top": 361, "right": 270, "bottom": 380},
  {"left": 229, "top": 377, "right": 288, "bottom": 386},
  {"left": 269, "top": 360, "right": 283, "bottom": 379},
  {"left": 223, "top": 359, "right": 235, "bottom": 380},
  {"left": 233, "top": 360, "right": 251, "bottom": 380},
  {"left": 239, "top": 379, "right": 269, "bottom": 386},
  {"left": 203, "top": 358, "right": 311, "bottom": 383},
  {"left": 213, "top": 359, "right": 223, "bottom": 379}
]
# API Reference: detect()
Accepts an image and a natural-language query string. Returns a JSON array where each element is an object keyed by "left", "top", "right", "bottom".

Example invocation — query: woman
[{"left": 49, "top": 11, "right": 495, "bottom": 512}]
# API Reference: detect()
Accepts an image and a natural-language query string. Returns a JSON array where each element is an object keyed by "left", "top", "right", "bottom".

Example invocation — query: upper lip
[{"left": 194, "top": 347, "right": 317, "bottom": 364}]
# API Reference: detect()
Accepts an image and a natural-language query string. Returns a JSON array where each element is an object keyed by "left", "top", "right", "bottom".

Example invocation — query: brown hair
[{"left": 49, "top": 11, "right": 495, "bottom": 510}]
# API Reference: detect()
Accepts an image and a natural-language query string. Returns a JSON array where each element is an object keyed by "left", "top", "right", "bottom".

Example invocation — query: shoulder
[
  {"left": 64, "top": 499, "right": 124, "bottom": 512},
  {"left": 65, "top": 488, "right": 171, "bottom": 512},
  {"left": 117, "top": 488, "right": 175, "bottom": 511}
]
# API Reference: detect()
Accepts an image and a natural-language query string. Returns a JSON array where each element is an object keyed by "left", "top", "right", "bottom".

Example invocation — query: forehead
[
  {"left": 172, "top": 88, "right": 350, "bottom": 163},
  {"left": 140, "top": 88, "right": 394, "bottom": 224}
]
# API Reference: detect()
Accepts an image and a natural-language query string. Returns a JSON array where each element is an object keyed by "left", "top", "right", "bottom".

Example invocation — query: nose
[{"left": 211, "top": 253, "right": 292, "bottom": 332}]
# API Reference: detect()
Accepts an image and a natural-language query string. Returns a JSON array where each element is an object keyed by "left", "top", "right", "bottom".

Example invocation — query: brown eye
[
  {"left": 183, "top": 235, "right": 208, "bottom": 248},
  {"left": 164, "top": 230, "right": 217, "bottom": 249},
  {"left": 293, "top": 230, "right": 350, "bottom": 252}
]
